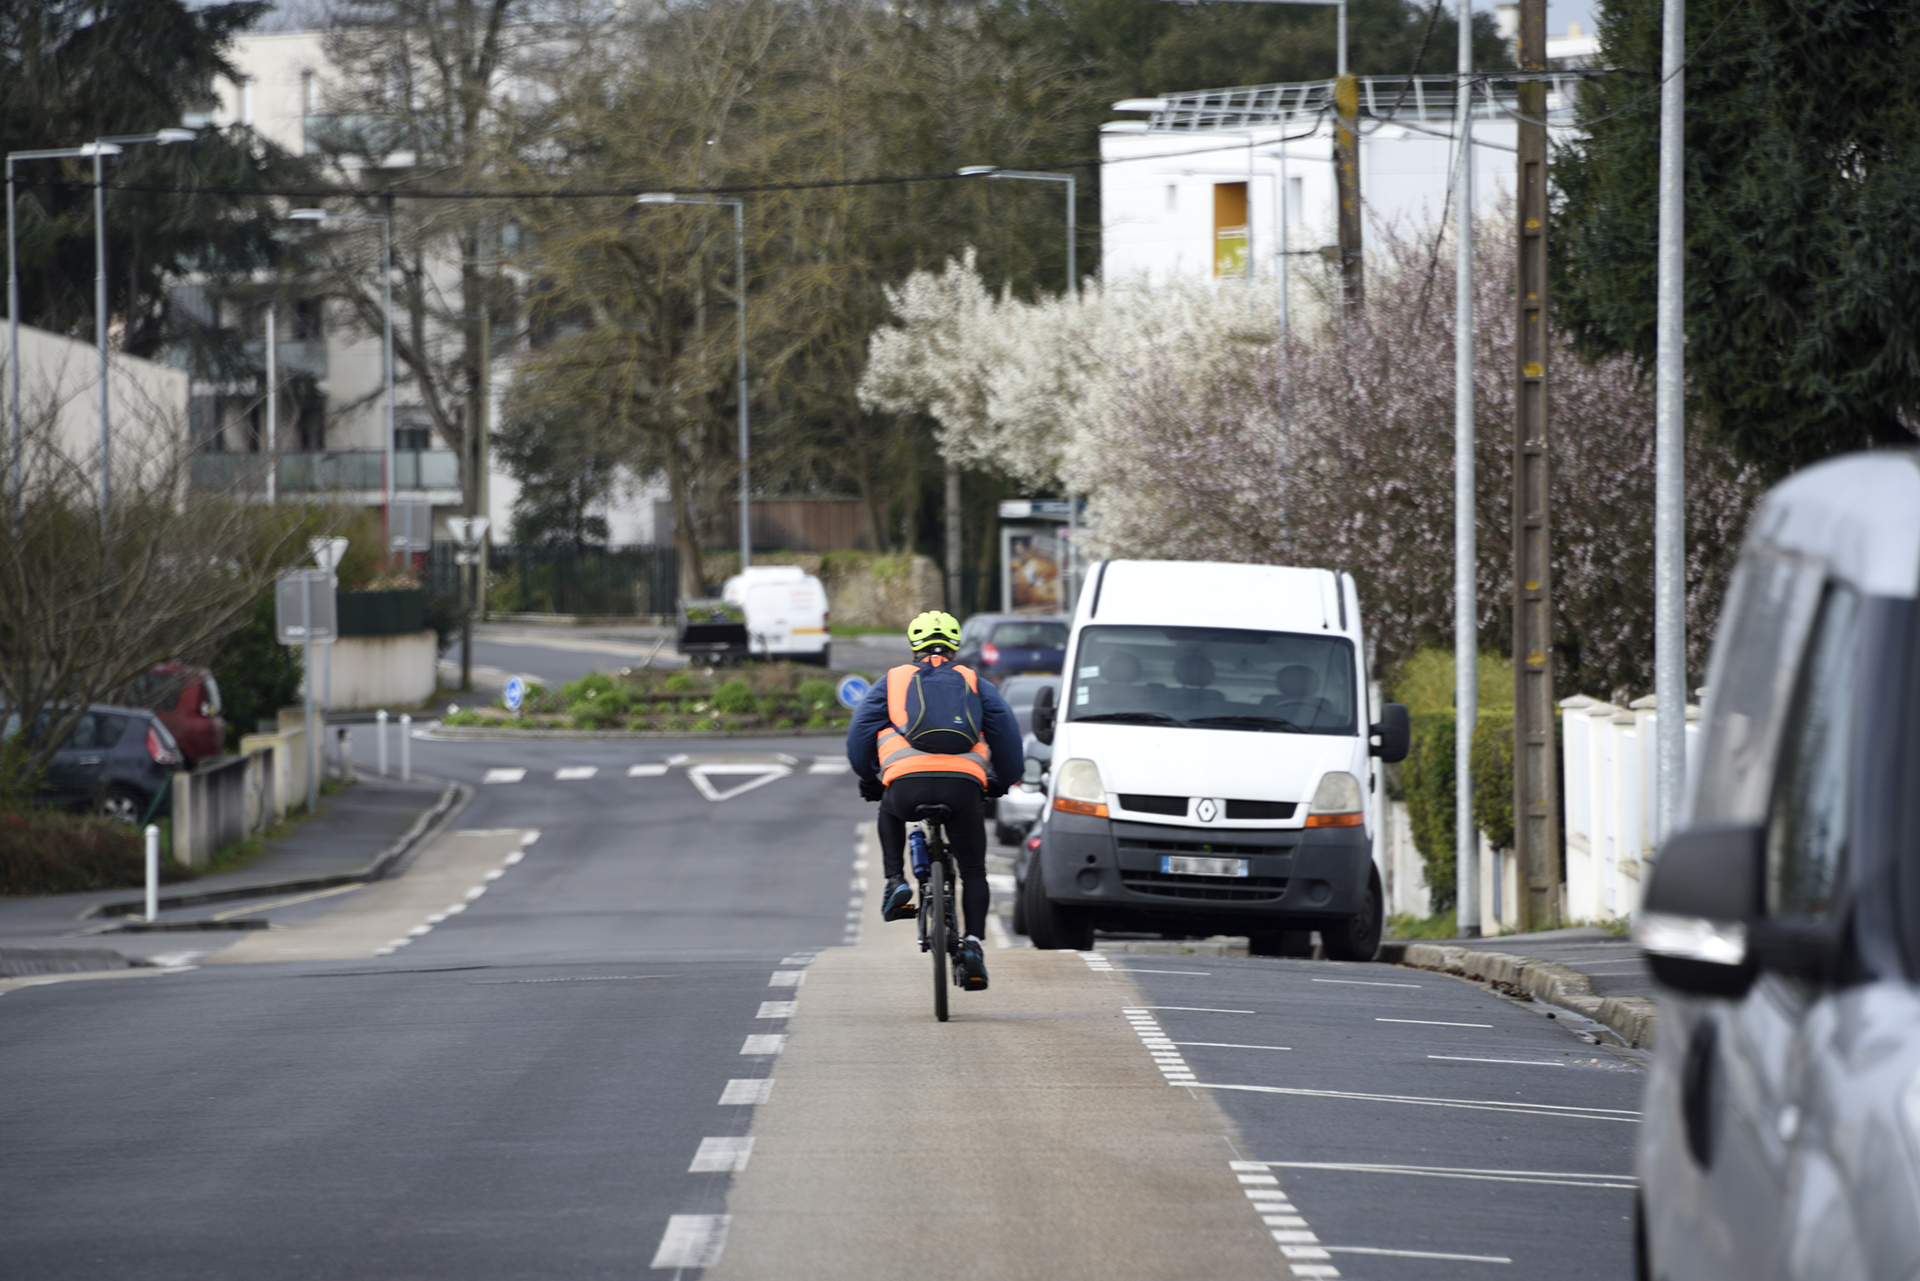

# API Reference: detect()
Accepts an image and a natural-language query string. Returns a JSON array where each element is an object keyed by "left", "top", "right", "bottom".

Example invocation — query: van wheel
[
  {"left": 1320, "top": 869, "right": 1384, "bottom": 962},
  {"left": 1024, "top": 866, "right": 1092, "bottom": 950},
  {"left": 1249, "top": 929, "right": 1315, "bottom": 958},
  {"left": 1010, "top": 884, "right": 1029, "bottom": 936}
]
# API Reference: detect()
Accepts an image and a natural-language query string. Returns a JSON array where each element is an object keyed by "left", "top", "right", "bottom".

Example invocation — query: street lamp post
[
  {"left": 89, "top": 130, "right": 197, "bottom": 522},
  {"left": 635, "top": 193, "right": 751, "bottom": 571},
  {"left": 955, "top": 166, "right": 1082, "bottom": 611},
  {"left": 291, "top": 209, "right": 394, "bottom": 553}
]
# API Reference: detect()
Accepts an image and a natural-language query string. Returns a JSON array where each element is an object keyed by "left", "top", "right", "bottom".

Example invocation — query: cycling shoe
[
  {"left": 882, "top": 876, "right": 916, "bottom": 921},
  {"left": 958, "top": 936, "right": 989, "bottom": 991}
]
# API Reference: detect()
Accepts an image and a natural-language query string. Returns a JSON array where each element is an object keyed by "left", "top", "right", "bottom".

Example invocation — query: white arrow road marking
[{"left": 687, "top": 762, "right": 791, "bottom": 802}]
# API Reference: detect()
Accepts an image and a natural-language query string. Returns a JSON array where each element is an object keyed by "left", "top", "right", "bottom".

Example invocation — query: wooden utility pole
[
  {"left": 1334, "top": 74, "right": 1364, "bottom": 309},
  {"left": 1511, "top": 0, "right": 1560, "bottom": 929}
]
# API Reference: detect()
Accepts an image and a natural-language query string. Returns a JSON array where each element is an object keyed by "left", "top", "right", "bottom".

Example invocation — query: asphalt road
[{"left": 0, "top": 729, "right": 1646, "bottom": 1278}]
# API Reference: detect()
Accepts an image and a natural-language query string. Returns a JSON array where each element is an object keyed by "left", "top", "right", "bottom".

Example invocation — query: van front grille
[
  {"left": 1225, "top": 799, "right": 1296, "bottom": 820},
  {"left": 1119, "top": 871, "right": 1289, "bottom": 901},
  {"left": 1117, "top": 793, "right": 1188, "bottom": 816}
]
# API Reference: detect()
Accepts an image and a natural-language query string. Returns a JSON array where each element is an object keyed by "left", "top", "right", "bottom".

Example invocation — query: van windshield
[{"left": 1066, "top": 626, "right": 1357, "bottom": 734}]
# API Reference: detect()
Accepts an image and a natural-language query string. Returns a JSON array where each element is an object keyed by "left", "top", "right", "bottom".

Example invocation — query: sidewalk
[
  {"left": 0, "top": 775, "right": 461, "bottom": 974},
  {"left": 1381, "top": 925, "right": 1659, "bottom": 1049}
]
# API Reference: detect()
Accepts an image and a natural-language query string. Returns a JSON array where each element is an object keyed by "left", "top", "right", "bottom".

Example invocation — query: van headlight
[
  {"left": 1052, "top": 758, "right": 1109, "bottom": 818},
  {"left": 1305, "top": 771, "right": 1364, "bottom": 827}
]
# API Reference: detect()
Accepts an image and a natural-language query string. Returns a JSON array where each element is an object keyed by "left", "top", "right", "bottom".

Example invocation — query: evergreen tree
[
  {"left": 1552, "top": 0, "right": 1920, "bottom": 475},
  {"left": 1, "top": 0, "right": 316, "bottom": 358}
]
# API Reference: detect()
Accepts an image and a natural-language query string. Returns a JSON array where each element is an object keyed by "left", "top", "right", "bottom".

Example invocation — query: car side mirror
[
  {"left": 1634, "top": 822, "right": 1765, "bottom": 999},
  {"left": 1369, "top": 703, "right": 1410, "bottom": 763},
  {"left": 1032, "top": 684, "right": 1057, "bottom": 746}
]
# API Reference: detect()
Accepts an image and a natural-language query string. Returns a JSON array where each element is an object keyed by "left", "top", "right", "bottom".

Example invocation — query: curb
[
  {"left": 86, "top": 779, "right": 471, "bottom": 920},
  {"left": 1379, "top": 940, "right": 1658, "bottom": 1049},
  {"left": 421, "top": 724, "right": 851, "bottom": 742}
]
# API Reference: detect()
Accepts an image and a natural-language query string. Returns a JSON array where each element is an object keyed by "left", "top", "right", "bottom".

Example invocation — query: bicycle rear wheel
[{"left": 929, "top": 860, "right": 950, "bottom": 1022}]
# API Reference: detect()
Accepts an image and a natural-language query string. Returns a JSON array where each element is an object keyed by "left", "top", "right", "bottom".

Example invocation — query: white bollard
[
  {"left": 399, "top": 713, "right": 412, "bottom": 782},
  {"left": 377, "top": 709, "right": 389, "bottom": 777},
  {"left": 144, "top": 825, "right": 160, "bottom": 922}
]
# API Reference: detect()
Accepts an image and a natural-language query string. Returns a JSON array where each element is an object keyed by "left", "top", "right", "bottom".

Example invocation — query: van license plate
[{"left": 1161, "top": 856, "right": 1248, "bottom": 878}]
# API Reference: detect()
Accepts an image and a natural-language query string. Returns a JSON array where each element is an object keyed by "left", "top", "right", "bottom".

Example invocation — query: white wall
[{"left": 2, "top": 322, "right": 188, "bottom": 481}]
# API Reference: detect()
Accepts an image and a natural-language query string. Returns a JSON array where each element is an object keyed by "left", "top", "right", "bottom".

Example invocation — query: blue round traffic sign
[
  {"left": 835, "top": 674, "right": 870, "bottom": 711},
  {"left": 503, "top": 676, "right": 526, "bottom": 713}
]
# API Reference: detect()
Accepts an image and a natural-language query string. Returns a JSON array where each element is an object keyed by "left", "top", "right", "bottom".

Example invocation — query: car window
[
  {"left": 1690, "top": 545, "right": 1826, "bottom": 825},
  {"left": 93, "top": 714, "right": 131, "bottom": 750},
  {"left": 1068, "top": 625, "right": 1357, "bottom": 733},
  {"left": 1764, "top": 583, "right": 1860, "bottom": 920},
  {"left": 992, "top": 621, "right": 1068, "bottom": 648}
]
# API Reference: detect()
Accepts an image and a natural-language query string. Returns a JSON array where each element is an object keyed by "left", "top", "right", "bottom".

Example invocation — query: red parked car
[{"left": 127, "top": 662, "right": 226, "bottom": 769}]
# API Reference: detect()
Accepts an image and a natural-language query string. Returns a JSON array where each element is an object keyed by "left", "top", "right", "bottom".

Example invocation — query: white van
[
  {"left": 1023, "top": 560, "right": 1409, "bottom": 958},
  {"left": 721, "top": 566, "right": 832, "bottom": 667}
]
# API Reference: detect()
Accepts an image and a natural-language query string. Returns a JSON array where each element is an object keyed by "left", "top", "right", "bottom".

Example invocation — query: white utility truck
[
  {"left": 721, "top": 566, "right": 832, "bottom": 667},
  {"left": 1021, "top": 559, "right": 1409, "bottom": 957}
]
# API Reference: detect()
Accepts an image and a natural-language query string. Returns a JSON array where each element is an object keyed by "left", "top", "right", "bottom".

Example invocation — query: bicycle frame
[{"left": 913, "top": 817, "right": 963, "bottom": 1022}]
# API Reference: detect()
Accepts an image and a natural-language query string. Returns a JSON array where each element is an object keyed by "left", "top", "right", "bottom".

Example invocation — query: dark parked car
[
  {"left": 956, "top": 614, "right": 1069, "bottom": 685},
  {"left": 3, "top": 705, "right": 184, "bottom": 824},
  {"left": 126, "top": 662, "right": 226, "bottom": 768}
]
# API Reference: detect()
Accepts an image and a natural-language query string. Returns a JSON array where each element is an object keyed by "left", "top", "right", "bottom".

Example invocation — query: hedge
[
  {"left": 1404, "top": 712, "right": 1457, "bottom": 912},
  {"left": 0, "top": 809, "right": 192, "bottom": 895}
]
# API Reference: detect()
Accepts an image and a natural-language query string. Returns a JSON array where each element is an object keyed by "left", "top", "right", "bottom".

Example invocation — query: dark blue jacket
[{"left": 846, "top": 659, "right": 1025, "bottom": 789}]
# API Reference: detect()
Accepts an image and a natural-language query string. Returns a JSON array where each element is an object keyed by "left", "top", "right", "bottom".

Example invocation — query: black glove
[
  {"left": 858, "top": 777, "right": 884, "bottom": 802},
  {"left": 986, "top": 780, "right": 1011, "bottom": 799}
]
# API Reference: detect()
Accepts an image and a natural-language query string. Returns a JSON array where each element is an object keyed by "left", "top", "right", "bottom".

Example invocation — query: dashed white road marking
[
  {"left": 1121, "top": 1008, "right": 1197, "bottom": 1084},
  {"left": 769, "top": 970, "right": 806, "bottom": 987},
  {"left": 554, "top": 766, "right": 598, "bottom": 781},
  {"left": 482, "top": 768, "right": 525, "bottom": 784},
  {"left": 1325, "top": 1247, "right": 1513, "bottom": 1263},
  {"left": 1430, "top": 1054, "right": 1567, "bottom": 1067},
  {"left": 740, "top": 1034, "right": 788, "bottom": 1055},
  {"left": 756, "top": 1001, "right": 797, "bottom": 1019},
  {"left": 1079, "top": 952, "right": 1115, "bottom": 971},
  {"left": 778, "top": 954, "right": 816, "bottom": 967},
  {"left": 1228, "top": 1163, "right": 1336, "bottom": 1276},
  {"left": 1377, "top": 1018, "right": 1493, "bottom": 1028},
  {"left": 1253, "top": 1160, "right": 1636, "bottom": 1190},
  {"left": 1196, "top": 1083, "right": 1641, "bottom": 1122},
  {"left": 689, "top": 1136, "right": 754, "bottom": 1172},
  {"left": 1173, "top": 1041, "right": 1293, "bottom": 1052},
  {"left": 627, "top": 763, "right": 669, "bottom": 777},
  {"left": 719, "top": 1078, "right": 774, "bottom": 1105},
  {"left": 1115, "top": 967, "right": 1212, "bottom": 976},
  {"left": 650, "top": 1214, "right": 730, "bottom": 1269},
  {"left": 1138, "top": 1005, "right": 1256, "bottom": 1014},
  {"left": 807, "top": 758, "right": 847, "bottom": 774},
  {"left": 1312, "top": 977, "right": 1422, "bottom": 988}
]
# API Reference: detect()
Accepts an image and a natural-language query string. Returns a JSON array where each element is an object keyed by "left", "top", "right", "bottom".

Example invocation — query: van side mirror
[
  {"left": 1634, "top": 822, "right": 1765, "bottom": 999},
  {"left": 1369, "top": 703, "right": 1410, "bottom": 763},
  {"left": 1032, "top": 684, "right": 1057, "bottom": 746}
]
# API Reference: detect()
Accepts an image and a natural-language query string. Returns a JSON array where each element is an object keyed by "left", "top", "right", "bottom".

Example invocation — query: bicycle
[{"left": 907, "top": 803, "right": 964, "bottom": 1023}]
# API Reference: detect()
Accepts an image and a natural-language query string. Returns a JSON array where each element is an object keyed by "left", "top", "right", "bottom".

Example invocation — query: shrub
[
  {"left": 212, "top": 593, "right": 303, "bottom": 746},
  {"left": 796, "top": 678, "right": 835, "bottom": 710},
  {"left": 662, "top": 671, "right": 696, "bottom": 693},
  {"left": 0, "top": 809, "right": 191, "bottom": 895},
  {"left": 1403, "top": 711, "right": 1457, "bottom": 913},
  {"left": 1471, "top": 712, "right": 1516, "bottom": 853},
  {"left": 712, "top": 678, "right": 756, "bottom": 715}
]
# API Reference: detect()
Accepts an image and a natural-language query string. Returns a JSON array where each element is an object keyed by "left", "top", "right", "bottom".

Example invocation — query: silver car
[{"left": 1635, "top": 450, "right": 1920, "bottom": 1280}]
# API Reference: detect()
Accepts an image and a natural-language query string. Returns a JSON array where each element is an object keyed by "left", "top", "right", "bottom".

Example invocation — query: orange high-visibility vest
[{"left": 876, "top": 657, "right": 991, "bottom": 788}]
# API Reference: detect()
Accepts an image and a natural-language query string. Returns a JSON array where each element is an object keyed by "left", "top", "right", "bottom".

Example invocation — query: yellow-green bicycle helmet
[{"left": 907, "top": 610, "right": 962, "bottom": 654}]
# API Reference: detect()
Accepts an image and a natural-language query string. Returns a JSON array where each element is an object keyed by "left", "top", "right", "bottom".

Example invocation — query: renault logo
[{"left": 1196, "top": 798, "right": 1218, "bottom": 823}]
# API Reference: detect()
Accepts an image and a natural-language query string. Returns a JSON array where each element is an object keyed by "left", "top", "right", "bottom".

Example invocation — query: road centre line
[
  {"left": 209, "top": 883, "right": 364, "bottom": 919},
  {"left": 1311, "top": 977, "right": 1422, "bottom": 988},
  {"left": 720, "top": 1078, "right": 774, "bottom": 1105},
  {"left": 1324, "top": 1246, "right": 1512, "bottom": 1264},
  {"left": 554, "top": 766, "right": 598, "bottom": 781},
  {"left": 650, "top": 1214, "right": 730, "bottom": 1269},
  {"left": 1377, "top": 1017, "right": 1493, "bottom": 1027},
  {"left": 1429, "top": 1054, "right": 1567, "bottom": 1066},
  {"left": 1173, "top": 1041, "right": 1293, "bottom": 1051},
  {"left": 1246, "top": 1160, "right": 1637, "bottom": 1190},
  {"left": 627, "top": 763, "right": 669, "bottom": 776},
  {"left": 689, "top": 1136, "right": 754, "bottom": 1173},
  {"left": 1196, "top": 1082, "right": 1641, "bottom": 1121}
]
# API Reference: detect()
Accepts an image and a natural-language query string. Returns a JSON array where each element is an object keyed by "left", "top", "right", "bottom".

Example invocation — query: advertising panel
[
  {"left": 1214, "top": 181, "right": 1249, "bottom": 278},
  {"left": 1001, "top": 527, "right": 1062, "bottom": 613}
]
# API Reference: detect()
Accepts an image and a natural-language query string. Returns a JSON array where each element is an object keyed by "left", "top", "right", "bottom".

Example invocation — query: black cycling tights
[{"left": 877, "top": 774, "right": 989, "bottom": 940}]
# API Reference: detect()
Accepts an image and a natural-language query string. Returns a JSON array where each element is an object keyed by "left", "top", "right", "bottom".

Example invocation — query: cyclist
[{"left": 848, "top": 610, "right": 1023, "bottom": 990}]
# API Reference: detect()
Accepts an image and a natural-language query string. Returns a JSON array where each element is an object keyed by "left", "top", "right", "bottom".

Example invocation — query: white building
[{"left": 1099, "top": 72, "right": 1589, "bottom": 301}]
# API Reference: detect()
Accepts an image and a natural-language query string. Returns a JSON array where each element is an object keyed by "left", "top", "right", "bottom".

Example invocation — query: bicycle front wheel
[{"left": 929, "top": 860, "right": 950, "bottom": 1023}]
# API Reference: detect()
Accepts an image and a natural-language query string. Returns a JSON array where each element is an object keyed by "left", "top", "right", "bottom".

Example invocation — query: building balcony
[{"left": 189, "top": 449, "right": 460, "bottom": 499}]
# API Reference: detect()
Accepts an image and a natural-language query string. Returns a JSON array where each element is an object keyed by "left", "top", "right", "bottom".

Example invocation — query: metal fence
[{"left": 429, "top": 543, "right": 679, "bottom": 618}]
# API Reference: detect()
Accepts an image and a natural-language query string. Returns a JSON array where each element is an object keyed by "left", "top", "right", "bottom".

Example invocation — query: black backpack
[{"left": 895, "top": 663, "right": 984, "bottom": 754}]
